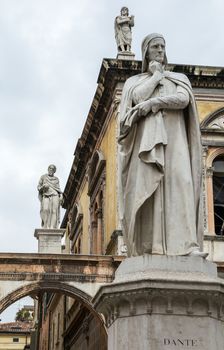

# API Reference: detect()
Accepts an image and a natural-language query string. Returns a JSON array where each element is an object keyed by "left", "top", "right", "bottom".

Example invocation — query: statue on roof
[{"left": 115, "top": 7, "right": 134, "bottom": 53}]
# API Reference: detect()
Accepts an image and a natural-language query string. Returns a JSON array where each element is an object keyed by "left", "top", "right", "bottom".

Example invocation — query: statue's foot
[{"left": 189, "top": 249, "right": 208, "bottom": 259}]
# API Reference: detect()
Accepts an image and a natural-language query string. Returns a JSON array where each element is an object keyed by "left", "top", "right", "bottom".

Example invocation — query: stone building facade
[{"left": 37, "top": 59, "right": 224, "bottom": 349}]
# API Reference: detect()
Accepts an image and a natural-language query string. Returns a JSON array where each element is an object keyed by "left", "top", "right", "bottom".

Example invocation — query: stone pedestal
[
  {"left": 116, "top": 51, "right": 135, "bottom": 60},
  {"left": 93, "top": 255, "right": 224, "bottom": 350},
  {"left": 34, "top": 229, "right": 65, "bottom": 253}
]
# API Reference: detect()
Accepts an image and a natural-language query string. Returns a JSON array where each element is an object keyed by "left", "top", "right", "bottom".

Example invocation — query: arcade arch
[
  {"left": 0, "top": 280, "right": 101, "bottom": 322},
  {"left": 0, "top": 281, "right": 107, "bottom": 350}
]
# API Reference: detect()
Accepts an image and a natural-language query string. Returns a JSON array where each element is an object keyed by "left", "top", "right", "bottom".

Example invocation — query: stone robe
[
  {"left": 118, "top": 71, "right": 202, "bottom": 256},
  {"left": 38, "top": 174, "right": 62, "bottom": 229},
  {"left": 115, "top": 15, "right": 134, "bottom": 51}
]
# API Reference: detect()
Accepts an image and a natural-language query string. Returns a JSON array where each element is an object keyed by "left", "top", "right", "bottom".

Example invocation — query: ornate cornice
[
  {"left": 0, "top": 272, "right": 114, "bottom": 283},
  {"left": 96, "top": 285, "right": 224, "bottom": 327}
]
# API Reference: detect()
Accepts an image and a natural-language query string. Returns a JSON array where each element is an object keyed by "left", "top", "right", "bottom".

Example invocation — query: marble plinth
[
  {"left": 93, "top": 255, "right": 224, "bottom": 350},
  {"left": 34, "top": 228, "right": 65, "bottom": 254},
  {"left": 116, "top": 51, "right": 135, "bottom": 60}
]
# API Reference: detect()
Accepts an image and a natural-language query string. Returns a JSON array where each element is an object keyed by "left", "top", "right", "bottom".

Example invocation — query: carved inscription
[{"left": 164, "top": 338, "right": 198, "bottom": 347}]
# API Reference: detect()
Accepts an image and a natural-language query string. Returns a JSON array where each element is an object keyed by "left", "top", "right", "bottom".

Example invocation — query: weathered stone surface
[
  {"left": 34, "top": 228, "right": 65, "bottom": 253},
  {"left": 0, "top": 253, "right": 123, "bottom": 281},
  {"left": 94, "top": 256, "right": 224, "bottom": 350},
  {"left": 116, "top": 51, "right": 135, "bottom": 60},
  {"left": 0, "top": 253, "right": 123, "bottom": 315},
  {"left": 114, "top": 254, "right": 217, "bottom": 282}
]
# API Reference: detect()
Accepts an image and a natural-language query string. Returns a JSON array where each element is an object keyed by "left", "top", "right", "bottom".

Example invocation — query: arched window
[
  {"left": 201, "top": 108, "right": 224, "bottom": 236},
  {"left": 213, "top": 155, "right": 224, "bottom": 235},
  {"left": 88, "top": 150, "right": 106, "bottom": 254},
  {"left": 69, "top": 203, "right": 83, "bottom": 254}
]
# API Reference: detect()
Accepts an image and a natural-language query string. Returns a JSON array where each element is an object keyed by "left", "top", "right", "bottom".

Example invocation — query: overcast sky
[{"left": 0, "top": 0, "right": 223, "bottom": 255}]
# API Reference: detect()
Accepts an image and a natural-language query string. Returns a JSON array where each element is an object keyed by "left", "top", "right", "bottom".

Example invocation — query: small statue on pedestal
[
  {"left": 38, "top": 164, "right": 63, "bottom": 229},
  {"left": 115, "top": 7, "right": 134, "bottom": 53}
]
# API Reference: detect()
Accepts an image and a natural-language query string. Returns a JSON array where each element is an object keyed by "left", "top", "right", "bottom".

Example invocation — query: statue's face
[
  {"left": 121, "top": 7, "right": 128, "bottom": 16},
  {"left": 147, "top": 38, "right": 165, "bottom": 64},
  {"left": 48, "top": 165, "right": 56, "bottom": 176}
]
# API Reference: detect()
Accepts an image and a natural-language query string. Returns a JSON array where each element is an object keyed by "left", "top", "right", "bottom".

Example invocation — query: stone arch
[
  {"left": 0, "top": 281, "right": 105, "bottom": 331},
  {"left": 206, "top": 147, "right": 224, "bottom": 168},
  {"left": 88, "top": 149, "right": 106, "bottom": 254},
  {"left": 205, "top": 148, "right": 224, "bottom": 234},
  {"left": 88, "top": 150, "right": 105, "bottom": 184},
  {"left": 201, "top": 107, "right": 224, "bottom": 129}
]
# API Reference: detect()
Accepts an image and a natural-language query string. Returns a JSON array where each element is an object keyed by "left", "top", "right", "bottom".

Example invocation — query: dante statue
[
  {"left": 38, "top": 164, "right": 63, "bottom": 229},
  {"left": 115, "top": 7, "right": 134, "bottom": 52},
  {"left": 118, "top": 33, "right": 207, "bottom": 258}
]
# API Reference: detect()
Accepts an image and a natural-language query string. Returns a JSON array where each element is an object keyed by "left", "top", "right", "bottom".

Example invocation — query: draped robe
[
  {"left": 118, "top": 71, "right": 203, "bottom": 256},
  {"left": 38, "top": 174, "right": 62, "bottom": 229},
  {"left": 115, "top": 15, "right": 133, "bottom": 50}
]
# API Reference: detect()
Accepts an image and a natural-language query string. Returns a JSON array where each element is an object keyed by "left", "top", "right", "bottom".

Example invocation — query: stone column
[
  {"left": 34, "top": 229, "right": 65, "bottom": 254},
  {"left": 94, "top": 255, "right": 224, "bottom": 350},
  {"left": 91, "top": 220, "right": 97, "bottom": 254},
  {"left": 206, "top": 166, "right": 215, "bottom": 235},
  {"left": 96, "top": 208, "right": 103, "bottom": 254}
]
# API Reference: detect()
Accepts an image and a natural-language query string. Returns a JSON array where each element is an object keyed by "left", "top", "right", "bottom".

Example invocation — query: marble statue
[
  {"left": 115, "top": 7, "right": 134, "bottom": 52},
  {"left": 38, "top": 164, "right": 63, "bottom": 229},
  {"left": 118, "top": 33, "right": 207, "bottom": 257}
]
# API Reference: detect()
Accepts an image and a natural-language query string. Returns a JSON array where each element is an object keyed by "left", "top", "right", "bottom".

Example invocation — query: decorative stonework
[
  {"left": 206, "top": 166, "right": 214, "bottom": 178},
  {"left": 0, "top": 272, "right": 116, "bottom": 283},
  {"left": 202, "top": 146, "right": 209, "bottom": 234},
  {"left": 201, "top": 107, "right": 224, "bottom": 130},
  {"left": 94, "top": 256, "right": 224, "bottom": 350},
  {"left": 100, "top": 287, "right": 224, "bottom": 328},
  {"left": 209, "top": 116, "right": 224, "bottom": 129},
  {"left": 0, "top": 253, "right": 123, "bottom": 281},
  {"left": 88, "top": 150, "right": 106, "bottom": 200}
]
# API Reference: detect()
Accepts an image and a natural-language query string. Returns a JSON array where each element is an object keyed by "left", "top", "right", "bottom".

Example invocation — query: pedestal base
[
  {"left": 116, "top": 51, "right": 135, "bottom": 60},
  {"left": 94, "top": 255, "right": 224, "bottom": 350},
  {"left": 34, "top": 228, "right": 65, "bottom": 253}
]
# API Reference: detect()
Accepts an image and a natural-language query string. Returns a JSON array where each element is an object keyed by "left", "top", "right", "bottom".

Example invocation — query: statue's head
[
  {"left": 141, "top": 33, "right": 168, "bottom": 73},
  {"left": 121, "top": 7, "right": 129, "bottom": 16},
  {"left": 48, "top": 164, "right": 56, "bottom": 176}
]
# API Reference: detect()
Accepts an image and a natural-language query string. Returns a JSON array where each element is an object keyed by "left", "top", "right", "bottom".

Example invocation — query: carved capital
[
  {"left": 202, "top": 146, "right": 209, "bottom": 157},
  {"left": 206, "top": 166, "right": 214, "bottom": 178}
]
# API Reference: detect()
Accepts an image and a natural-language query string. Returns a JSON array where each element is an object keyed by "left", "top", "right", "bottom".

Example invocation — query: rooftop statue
[
  {"left": 38, "top": 164, "right": 63, "bottom": 229},
  {"left": 118, "top": 33, "right": 207, "bottom": 258},
  {"left": 115, "top": 7, "right": 134, "bottom": 53}
]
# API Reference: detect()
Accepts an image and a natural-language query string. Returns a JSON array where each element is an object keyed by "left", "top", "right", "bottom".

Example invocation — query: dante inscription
[{"left": 164, "top": 338, "right": 198, "bottom": 347}]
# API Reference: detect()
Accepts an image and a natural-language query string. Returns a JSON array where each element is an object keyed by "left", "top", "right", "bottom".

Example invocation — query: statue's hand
[
  {"left": 42, "top": 184, "right": 49, "bottom": 192},
  {"left": 133, "top": 100, "right": 152, "bottom": 117},
  {"left": 59, "top": 194, "right": 64, "bottom": 206},
  {"left": 149, "top": 61, "right": 164, "bottom": 74}
]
